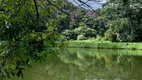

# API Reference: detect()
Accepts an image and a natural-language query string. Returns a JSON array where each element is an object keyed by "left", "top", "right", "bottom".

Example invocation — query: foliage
[
  {"left": 0, "top": 0, "right": 142, "bottom": 79},
  {"left": 104, "top": 28, "right": 116, "bottom": 42},
  {"left": 68, "top": 40, "right": 142, "bottom": 50},
  {"left": 102, "top": 0, "right": 142, "bottom": 42},
  {"left": 77, "top": 34, "right": 87, "bottom": 40},
  {"left": 104, "top": 18, "right": 135, "bottom": 42},
  {"left": 74, "top": 26, "right": 97, "bottom": 38},
  {"left": 95, "top": 35, "right": 105, "bottom": 41},
  {"left": 57, "top": 15, "right": 70, "bottom": 33},
  {"left": 61, "top": 29, "right": 77, "bottom": 40},
  {"left": 61, "top": 24, "right": 97, "bottom": 40},
  {"left": 0, "top": 0, "right": 64, "bottom": 79},
  {"left": 84, "top": 16, "right": 108, "bottom": 37},
  {"left": 55, "top": 0, "right": 142, "bottom": 43}
]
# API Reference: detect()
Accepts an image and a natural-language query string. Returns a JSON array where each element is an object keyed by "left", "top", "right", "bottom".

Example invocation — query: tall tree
[{"left": 0, "top": 0, "right": 68, "bottom": 79}]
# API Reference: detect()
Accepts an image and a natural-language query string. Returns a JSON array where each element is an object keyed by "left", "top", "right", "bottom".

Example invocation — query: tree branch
[
  {"left": 74, "top": 0, "right": 101, "bottom": 15},
  {"left": 33, "top": 0, "right": 39, "bottom": 26},
  {"left": 46, "top": 0, "right": 69, "bottom": 15}
]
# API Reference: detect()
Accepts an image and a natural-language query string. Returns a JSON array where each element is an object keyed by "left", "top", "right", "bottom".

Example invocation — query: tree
[
  {"left": 0, "top": 0, "right": 141, "bottom": 79},
  {"left": 0, "top": 0, "right": 67, "bottom": 79},
  {"left": 101, "top": 0, "right": 142, "bottom": 42}
]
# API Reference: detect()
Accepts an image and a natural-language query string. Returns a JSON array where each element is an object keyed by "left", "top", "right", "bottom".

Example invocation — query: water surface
[{"left": 8, "top": 48, "right": 142, "bottom": 80}]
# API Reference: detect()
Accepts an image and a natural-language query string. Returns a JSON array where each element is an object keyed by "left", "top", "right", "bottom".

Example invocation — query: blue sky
[{"left": 68, "top": 0, "right": 107, "bottom": 10}]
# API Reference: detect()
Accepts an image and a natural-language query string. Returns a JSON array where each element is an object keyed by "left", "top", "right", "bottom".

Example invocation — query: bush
[
  {"left": 61, "top": 29, "right": 77, "bottom": 40},
  {"left": 74, "top": 26, "right": 97, "bottom": 38},
  {"left": 77, "top": 34, "right": 87, "bottom": 40},
  {"left": 95, "top": 35, "right": 105, "bottom": 41},
  {"left": 104, "top": 28, "right": 116, "bottom": 41}
]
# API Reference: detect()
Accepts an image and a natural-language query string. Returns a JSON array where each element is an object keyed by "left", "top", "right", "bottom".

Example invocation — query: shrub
[
  {"left": 104, "top": 28, "right": 116, "bottom": 41},
  {"left": 74, "top": 27, "right": 97, "bottom": 38},
  {"left": 61, "top": 29, "right": 77, "bottom": 40},
  {"left": 77, "top": 34, "right": 87, "bottom": 40},
  {"left": 95, "top": 35, "right": 105, "bottom": 41}
]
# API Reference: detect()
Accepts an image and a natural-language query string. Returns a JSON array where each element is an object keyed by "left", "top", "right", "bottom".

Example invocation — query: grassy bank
[
  {"left": 68, "top": 40, "right": 142, "bottom": 50},
  {"left": 66, "top": 48, "right": 142, "bottom": 56}
]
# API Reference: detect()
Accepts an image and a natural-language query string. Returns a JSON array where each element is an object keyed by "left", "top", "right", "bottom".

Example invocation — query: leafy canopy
[{"left": 0, "top": 0, "right": 65, "bottom": 79}]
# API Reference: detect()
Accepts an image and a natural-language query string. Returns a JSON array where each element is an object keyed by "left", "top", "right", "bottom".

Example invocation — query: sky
[{"left": 67, "top": 0, "right": 107, "bottom": 10}]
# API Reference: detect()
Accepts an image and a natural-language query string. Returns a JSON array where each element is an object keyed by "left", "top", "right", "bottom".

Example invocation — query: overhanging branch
[{"left": 46, "top": 0, "right": 69, "bottom": 15}]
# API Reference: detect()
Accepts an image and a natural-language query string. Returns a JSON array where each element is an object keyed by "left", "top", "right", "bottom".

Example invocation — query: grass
[
  {"left": 66, "top": 48, "right": 142, "bottom": 56},
  {"left": 68, "top": 40, "right": 142, "bottom": 50}
]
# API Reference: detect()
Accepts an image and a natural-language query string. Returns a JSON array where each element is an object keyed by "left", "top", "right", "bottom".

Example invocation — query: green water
[{"left": 7, "top": 48, "right": 142, "bottom": 80}]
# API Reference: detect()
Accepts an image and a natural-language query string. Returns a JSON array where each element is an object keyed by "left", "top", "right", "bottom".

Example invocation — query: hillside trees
[
  {"left": 60, "top": 0, "right": 142, "bottom": 42},
  {"left": 102, "top": 0, "right": 142, "bottom": 42}
]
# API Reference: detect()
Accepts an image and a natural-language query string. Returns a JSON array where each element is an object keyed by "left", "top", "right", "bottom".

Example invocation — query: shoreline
[{"left": 67, "top": 40, "right": 142, "bottom": 50}]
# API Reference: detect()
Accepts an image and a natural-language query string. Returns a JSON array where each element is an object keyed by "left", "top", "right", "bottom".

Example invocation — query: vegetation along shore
[{"left": 68, "top": 40, "right": 142, "bottom": 50}]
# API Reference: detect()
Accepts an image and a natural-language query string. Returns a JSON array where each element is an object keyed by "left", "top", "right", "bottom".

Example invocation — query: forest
[
  {"left": 60, "top": 0, "right": 142, "bottom": 42},
  {"left": 0, "top": 0, "right": 142, "bottom": 79}
]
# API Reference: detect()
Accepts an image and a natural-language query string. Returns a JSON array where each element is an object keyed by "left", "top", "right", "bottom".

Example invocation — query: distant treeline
[{"left": 59, "top": 0, "right": 142, "bottom": 42}]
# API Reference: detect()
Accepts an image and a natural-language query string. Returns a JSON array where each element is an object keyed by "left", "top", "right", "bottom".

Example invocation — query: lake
[{"left": 7, "top": 48, "right": 142, "bottom": 80}]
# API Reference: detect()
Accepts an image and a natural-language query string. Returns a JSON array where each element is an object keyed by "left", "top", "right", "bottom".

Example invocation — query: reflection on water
[{"left": 7, "top": 48, "right": 142, "bottom": 80}]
